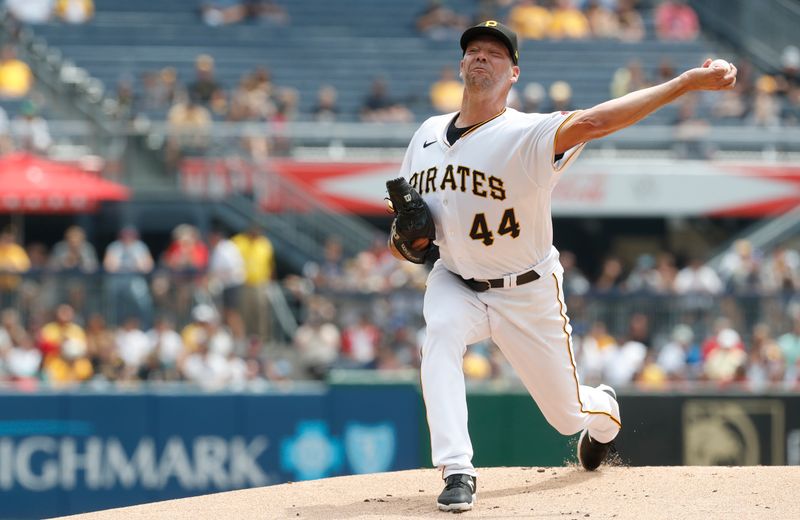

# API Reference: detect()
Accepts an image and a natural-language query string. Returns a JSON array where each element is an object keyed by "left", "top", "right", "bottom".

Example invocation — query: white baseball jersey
[{"left": 398, "top": 107, "right": 585, "bottom": 281}]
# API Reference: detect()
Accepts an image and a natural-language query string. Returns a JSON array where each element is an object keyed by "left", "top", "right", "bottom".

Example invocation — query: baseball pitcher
[{"left": 387, "top": 20, "right": 737, "bottom": 512}]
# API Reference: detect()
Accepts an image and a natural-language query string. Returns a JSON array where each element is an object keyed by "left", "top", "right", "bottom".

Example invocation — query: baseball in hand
[{"left": 710, "top": 59, "right": 731, "bottom": 72}]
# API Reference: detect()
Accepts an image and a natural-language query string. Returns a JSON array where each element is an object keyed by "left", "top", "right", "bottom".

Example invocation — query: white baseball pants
[{"left": 420, "top": 261, "right": 621, "bottom": 478}]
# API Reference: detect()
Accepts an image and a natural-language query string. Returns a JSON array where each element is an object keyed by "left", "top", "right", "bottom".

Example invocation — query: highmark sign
[
  {"left": 0, "top": 435, "right": 269, "bottom": 492},
  {"left": 0, "top": 387, "right": 421, "bottom": 519}
]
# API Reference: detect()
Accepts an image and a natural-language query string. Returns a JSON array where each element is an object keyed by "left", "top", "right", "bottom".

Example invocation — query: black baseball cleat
[
  {"left": 577, "top": 385, "right": 618, "bottom": 471},
  {"left": 437, "top": 473, "right": 476, "bottom": 512}
]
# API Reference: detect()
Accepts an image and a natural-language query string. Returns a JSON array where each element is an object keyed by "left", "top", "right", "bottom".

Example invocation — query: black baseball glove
[{"left": 386, "top": 177, "right": 436, "bottom": 264}]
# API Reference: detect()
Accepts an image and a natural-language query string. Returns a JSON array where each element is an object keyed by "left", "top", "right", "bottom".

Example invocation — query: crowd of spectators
[{"left": 0, "top": 219, "right": 799, "bottom": 392}]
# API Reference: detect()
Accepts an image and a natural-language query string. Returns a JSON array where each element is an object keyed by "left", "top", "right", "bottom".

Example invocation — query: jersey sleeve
[{"left": 522, "top": 111, "right": 586, "bottom": 188}]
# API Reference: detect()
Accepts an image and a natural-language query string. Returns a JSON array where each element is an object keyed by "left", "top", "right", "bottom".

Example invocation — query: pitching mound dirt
[{"left": 52, "top": 466, "right": 798, "bottom": 520}]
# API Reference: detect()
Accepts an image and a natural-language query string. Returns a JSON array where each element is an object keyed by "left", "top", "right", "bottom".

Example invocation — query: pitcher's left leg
[{"left": 485, "top": 269, "right": 621, "bottom": 444}]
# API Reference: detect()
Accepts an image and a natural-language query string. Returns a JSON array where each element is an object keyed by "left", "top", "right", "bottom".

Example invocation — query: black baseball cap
[{"left": 460, "top": 20, "right": 519, "bottom": 65}]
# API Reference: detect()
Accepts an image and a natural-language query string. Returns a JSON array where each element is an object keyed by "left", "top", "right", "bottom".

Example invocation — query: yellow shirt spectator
[
  {"left": 55, "top": 0, "right": 95, "bottom": 24},
  {"left": 40, "top": 322, "right": 87, "bottom": 352},
  {"left": 548, "top": 3, "right": 590, "bottom": 40},
  {"left": 430, "top": 67, "right": 463, "bottom": 113},
  {"left": 0, "top": 235, "right": 30, "bottom": 290},
  {"left": 508, "top": 1, "right": 552, "bottom": 40},
  {"left": 232, "top": 230, "right": 275, "bottom": 285},
  {"left": 0, "top": 56, "right": 33, "bottom": 99},
  {"left": 43, "top": 355, "right": 94, "bottom": 385}
]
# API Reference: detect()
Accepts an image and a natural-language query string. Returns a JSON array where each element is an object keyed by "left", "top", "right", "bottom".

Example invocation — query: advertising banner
[{"left": 0, "top": 387, "right": 420, "bottom": 519}]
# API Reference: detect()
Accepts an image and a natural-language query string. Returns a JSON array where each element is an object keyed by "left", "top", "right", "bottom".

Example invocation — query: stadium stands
[{"left": 29, "top": 0, "right": 712, "bottom": 123}]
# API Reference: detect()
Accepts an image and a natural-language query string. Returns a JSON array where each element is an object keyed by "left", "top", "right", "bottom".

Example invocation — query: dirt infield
[{"left": 52, "top": 466, "right": 798, "bottom": 520}]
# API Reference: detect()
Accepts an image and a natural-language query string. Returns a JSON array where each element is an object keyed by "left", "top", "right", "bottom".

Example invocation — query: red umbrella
[{"left": 0, "top": 152, "right": 130, "bottom": 213}]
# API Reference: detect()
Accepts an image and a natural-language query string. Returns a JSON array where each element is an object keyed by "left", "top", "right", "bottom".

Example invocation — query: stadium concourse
[{"left": 51, "top": 466, "right": 799, "bottom": 520}]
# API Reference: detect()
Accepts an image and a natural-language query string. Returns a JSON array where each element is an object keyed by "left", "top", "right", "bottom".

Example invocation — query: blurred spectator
[
  {"left": 54, "top": 0, "right": 94, "bottom": 24},
  {"left": 672, "top": 94, "right": 712, "bottom": 159},
  {"left": 0, "top": 105, "right": 12, "bottom": 154},
  {"left": 103, "top": 226, "right": 154, "bottom": 327},
  {"left": 719, "top": 239, "right": 761, "bottom": 294},
  {"left": 610, "top": 58, "right": 649, "bottom": 98},
  {"left": 655, "top": 252, "right": 678, "bottom": 291},
  {"left": 746, "top": 322, "right": 784, "bottom": 389},
  {"left": 229, "top": 72, "right": 275, "bottom": 122},
  {"left": 312, "top": 84, "right": 340, "bottom": 123},
  {"left": 429, "top": 66, "right": 463, "bottom": 114},
  {"left": 114, "top": 316, "right": 152, "bottom": 379},
  {"left": 636, "top": 350, "right": 668, "bottom": 389},
  {"left": 180, "top": 335, "right": 230, "bottom": 389},
  {"left": 673, "top": 256, "right": 722, "bottom": 326},
  {"left": 207, "top": 228, "right": 246, "bottom": 340},
  {"left": 248, "top": 0, "right": 289, "bottom": 25},
  {"left": 360, "top": 77, "right": 413, "bottom": 123},
  {"left": 85, "top": 313, "right": 119, "bottom": 379},
  {"left": 5, "top": 332, "right": 41, "bottom": 384},
  {"left": 522, "top": 81, "right": 546, "bottom": 113},
  {"left": 560, "top": 250, "right": 590, "bottom": 296},
  {"left": 711, "top": 89, "right": 748, "bottom": 123},
  {"left": 547, "top": 80, "right": 573, "bottom": 112},
  {"left": 775, "top": 45, "right": 800, "bottom": 94},
  {"left": 232, "top": 224, "right": 275, "bottom": 340},
  {"left": 146, "top": 316, "right": 185, "bottom": 381},
  {"left": 0, "top": 46, "right": 33, "bottom": 100},
  {"left": 777, "top": 317, "right": 800, "bottom": 382},
  {"left": 304, "top": 236, "right": 345, "bottom": 290},
  {"left": 340, "top": 313, "right": 381, "bottom": 369},
  {"left": 605, "top": 337, "right": 646, "bottom": 386},
  {"left": 548, "top": 0, "right": 590, "bottom": 40},
  {"left": 749, "top": 75, "right": 781, "bottom": 128},
  {"left": 507, "top": 0, "right": 552, "bottom": 40},
  {"left": 415, "top": 0, "right": 468, "bottom": 41},
  {"left": 201, "top": 0, "right": 248, "bottom": 26},
  {"left": 181, "top": 303, "right": 234, "bottom": 355},
  {"left": 49, "top": 225, "right": 98, "bottom": 312},
  {"left": 0, "top": 227, "right": 30, "bottom": 308},
  {"left": 163, "top": 224, "right": 208, "bottom": 273},
  {"left": 626, "top": 312, "right": 652, "bottom": 347},
  {"left": 112, "top": 76, "right": 138, "bottom": 120},
  {"left": 576, "top": 320, "right": 617, "bottom": 383},
  {"left": 594, "top": 256, "right": 624, "bottom": 294},
  {"left": 704, "top": 328, "right": 746, "bottom": 384},
  {"left": 614, "top": 0, "right": 644, "bottom": 42},
  {"left": 1, "top": 308, "right": 30, "bottom": 355},
  {"left": 161, "top": 224, "right": 208, "bottom": 318},
  {"left": 13, "top": 100, "right": 52, "bottom": 154},
  {"left": 294, "top": 302, "right": 341, "bottom": 380},
  {"left": 673, "top": 257, "right": 723, "bottom": 296},
  {"left": 759, "top": 246, "right": 800, "bottom": 294},
  {"left": 585, "top": 0, "right": 619, "bottom": 38},
  {"left": 188, "top": 54, "right": 226, "bottom": 113},
  {"left": 270, "top": 87, "right": 300, "bottom": 155},
  {"left": 39, "top": 304, "right": 93, "bottom": 385},
  {"left": 6, "top": 0, "right": 53, "bottom": 24},
  {"left": 781, "top": 85, "right": 800, "bottom": 126},
  {"left": 654, "top": 0, "right": 699, "bottom": 41},
  {"left": 625, "top": 253, "right": 667, "bottom": 293},
  {"left": 657, "top": 324, "right": 701, "bottom": 380},
  {"left": 141, "top": 67, "right": 181, "bottom": 112},
  {"left": 167, "top": 93, "right": 213, "bottom": 162}
]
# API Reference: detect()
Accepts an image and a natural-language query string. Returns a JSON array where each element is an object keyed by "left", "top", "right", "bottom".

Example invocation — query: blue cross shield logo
[{"left": 344, "top": 422, "right": 396, "bottom": 474}]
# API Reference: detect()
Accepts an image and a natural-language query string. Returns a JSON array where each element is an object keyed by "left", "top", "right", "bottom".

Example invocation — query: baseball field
[{"left": 51, "top": 465, "right": 799, "bottom": 519}]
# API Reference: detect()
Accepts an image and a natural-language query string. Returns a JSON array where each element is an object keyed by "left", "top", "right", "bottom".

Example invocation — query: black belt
[{"left": 461, "top": 268, "right": 540, "bottom": 292}]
